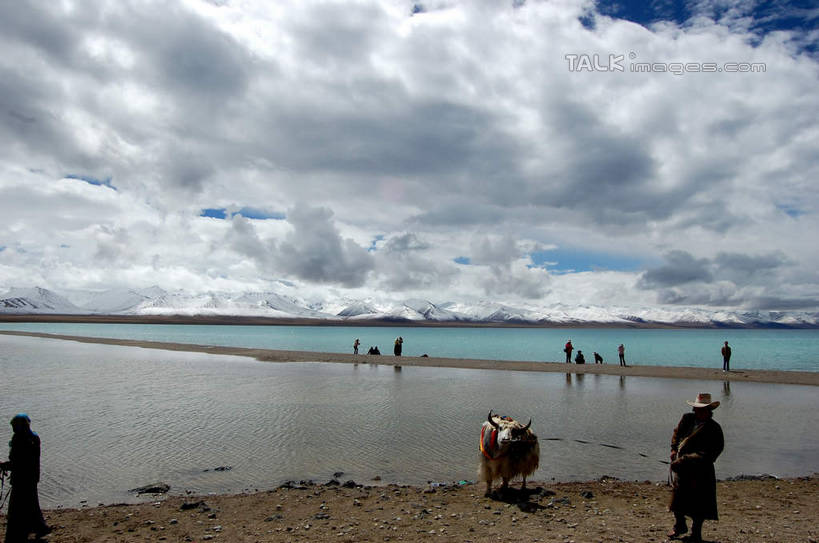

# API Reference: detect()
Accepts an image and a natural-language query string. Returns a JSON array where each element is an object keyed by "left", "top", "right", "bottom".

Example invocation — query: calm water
[
  {"left": 1, "top": 322, "right": 818, "bottom": 371},
  {"left": 1, "top": 334, "right": 817, "bottom": 508}
]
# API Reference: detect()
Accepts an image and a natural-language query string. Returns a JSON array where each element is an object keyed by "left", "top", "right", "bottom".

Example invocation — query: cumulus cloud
[
  {"left": 638, "top": 250, "right": 714, "bottom": 288},
  {"left": 276, "top": 205, "right": 375, "bottom": 288},
  {"left": 372, "top": 232, "right": 459, "bottom": 292},
  {"left": 638, "top": 249, "right": 804, "bottom": 309},
  {"left": 0, "top": 0, "right": 817, "bottom": 313}
]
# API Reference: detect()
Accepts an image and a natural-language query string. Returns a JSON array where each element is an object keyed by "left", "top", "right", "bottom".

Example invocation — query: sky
[{"left": 1, "top": 0, "right": 818, "bottom": 313}]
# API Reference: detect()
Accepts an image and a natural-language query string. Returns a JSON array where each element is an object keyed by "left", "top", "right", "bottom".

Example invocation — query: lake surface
[
  {"left": 1, "top": 322, "right": 818, "bottom": 371},
  {"left": 1, "top": 334, "right": 817, "bottom": 508}
]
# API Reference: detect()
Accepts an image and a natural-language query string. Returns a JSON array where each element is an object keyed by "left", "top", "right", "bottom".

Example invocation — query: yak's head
[{"left": 486, "top": 410, "right": 537, "bottom": 446}]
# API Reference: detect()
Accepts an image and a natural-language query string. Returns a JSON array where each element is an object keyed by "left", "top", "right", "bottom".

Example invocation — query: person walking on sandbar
[
  {"left": 668, "top": 393, "right": 724, "bottom": 543},
  {"left": 564, "top": 340, "right": 573, "bottom": 363},
  {"left": 1, "top": 414, "right": 51, "bottom": 542},
  {"left": 393, "top": 336, "right": 403, "bottom": 356},
  {"left": 618, "top": 344, "right": 626, "bottom": 367},
  {"left": 721, "top": 341, "right": 731, "bottom": 372}
]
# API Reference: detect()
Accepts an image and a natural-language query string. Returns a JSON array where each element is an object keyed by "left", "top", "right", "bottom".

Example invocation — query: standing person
[
  {"left": 593, "top": 352, "right": 603, "bottom": 364},
  {"left": 0, "top": 414, "right": 51, "bottom": 542},
  {"left": 353, "top": 338, "right": 360, "bottom": 355},
  {"left": 564, "top": 340, "right": 573, "bottom": 363},
  {"left": 618, "top": 344, "right": 626, "bottom": 367},
  {"left": 668, "top": 393, "right": 724, "bottom": 542},
  {"left": 574, "top": 350, "right": 585, "bottom": 364},
  {"left": 393, "top": 336, "right": 403, "bottom": 356},
  {"left": 721, "top": 341, "right": 731, "bottom": 372}
]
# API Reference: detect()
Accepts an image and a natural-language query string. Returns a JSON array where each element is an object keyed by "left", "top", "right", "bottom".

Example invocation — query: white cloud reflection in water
[{"left": 1, "top": 335, "right": 816, "bottom": 508}]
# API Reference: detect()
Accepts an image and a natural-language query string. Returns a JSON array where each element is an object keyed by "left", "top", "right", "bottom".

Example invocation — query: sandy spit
[{"left": 1, "top": 330, "right": 817, "bottom": 386}]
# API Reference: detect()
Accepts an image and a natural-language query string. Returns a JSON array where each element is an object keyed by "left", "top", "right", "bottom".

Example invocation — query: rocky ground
[{"left": 4, "top": 476, "right": 816, "bottom": 543}]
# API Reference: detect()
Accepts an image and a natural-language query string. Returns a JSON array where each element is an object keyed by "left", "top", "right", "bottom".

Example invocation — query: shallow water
[
  {"left": 0, "top": 334, "right": 817, "bottom": 508},
  {"left": 1, "top": 322, "right": 818, "bottom": 371}
]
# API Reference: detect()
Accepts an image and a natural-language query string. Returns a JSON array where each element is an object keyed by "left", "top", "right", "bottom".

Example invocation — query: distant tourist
[
  {"left": 721, "top": 341, "right": 731, "bottom": 372},
  {"left": 394, "top": 336, "right": 403, "bottom": 356},
  {"left": 618, "top": 344, "right": 626, "bottom": 367},
  {"left": 564, "top": 340, "right": 573, "bottom": 363},
  {"left": 1, "top": 414, "right": 51, "bottom": 541},
  {"left": 593, "top": 352, "right": 603, "bottom": 364},
  {"left": 574, "top": 350, "right": 585, "bottom": 364},
  {"left": 353, "top": 338, "right": 360, "bottom": 355},
  {"left": 368, "top": 346, "right": 381, "bottom": 355},
  {"left": 668, "top": 393, "right": 724, "bottom": 542}
]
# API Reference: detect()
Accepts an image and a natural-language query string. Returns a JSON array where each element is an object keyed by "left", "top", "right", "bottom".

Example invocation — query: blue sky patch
[
  {"left": 593, "top": 0, "right": 818, "bottom": 55},
  {"left": 454, "top": 256, "right": 471, "bottom": 265},
  {"left": 65, "top": 174, "right": 116, "bottom": 190},
  {"left": 200, "top": 207, "right": 285, "bottom": 220},
  {"left": 200, "top": 208, "right": 228, "bottom": 219},
  {"left": 777, "top": 203, "right": 805, "bottom": 218},
  {"left": 529, "top": 248, "right": 644, "bottom": 273},
  {"left": 235, "top": 207, "right": 285, "bottom": 220},
  {"left": 368, "top": 235, "right": 385, "bottom": 252}
]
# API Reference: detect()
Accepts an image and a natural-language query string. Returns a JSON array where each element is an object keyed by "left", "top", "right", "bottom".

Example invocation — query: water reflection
[
  {"left": 723, "top": 380, "right": 731, "bottom": 397},
  {"left": 1, "top": 334, "right": 817, "bottom": 509}
]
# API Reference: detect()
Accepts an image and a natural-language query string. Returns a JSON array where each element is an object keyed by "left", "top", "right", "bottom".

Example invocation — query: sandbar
[{"left": 2, "top": 330, "right": 817, "bottom": 386}]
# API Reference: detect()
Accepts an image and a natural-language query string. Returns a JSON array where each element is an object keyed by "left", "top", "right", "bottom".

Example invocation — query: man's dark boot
[
  {"left": 687, "top": 518, "right": 703, "bottom": 542},
  {"left": 668, "top": 513, "right": 688, "bottom": 538}
]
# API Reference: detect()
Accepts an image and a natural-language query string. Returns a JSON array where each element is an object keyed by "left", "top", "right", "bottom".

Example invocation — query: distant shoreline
[
  {"left": 0, "top": 313, "right": 817, "bottom": 328},
  {"left": 2, "top": 329, "right": 817, "bottom": 386}
]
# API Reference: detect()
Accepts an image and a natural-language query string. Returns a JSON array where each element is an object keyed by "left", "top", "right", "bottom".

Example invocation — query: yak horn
[
  {"left": 487, "top": 411, "right": 500, "bottom": 429},
  {"left": 523, "top": 419, "right": 532, "bottom": 430}
]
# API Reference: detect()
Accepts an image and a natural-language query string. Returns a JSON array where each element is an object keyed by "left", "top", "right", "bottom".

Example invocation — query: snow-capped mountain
[
  {"left": 0, "top": 286, "right": 817, "bottom": 327},
  {"left": 0, "top": 287, "right": 84, "bottom": 314}
]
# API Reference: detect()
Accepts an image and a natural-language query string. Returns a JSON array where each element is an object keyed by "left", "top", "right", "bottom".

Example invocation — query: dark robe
[
  {"left": 669, "top": 412, "right": 724, "bottom": 520},
  {"left": 4, "top": 430, "right": 48, "bottom": 542}
]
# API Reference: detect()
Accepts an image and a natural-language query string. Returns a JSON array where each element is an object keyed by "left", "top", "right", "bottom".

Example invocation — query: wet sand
[
  {"left": 2, "top": 477, "right": 816, "bottom": 543},
  {"left": 2, "top": 330, "right": 817, "bottom": 386}
]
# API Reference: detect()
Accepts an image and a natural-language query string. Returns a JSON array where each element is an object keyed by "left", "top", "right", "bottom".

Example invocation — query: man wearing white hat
[{"left": 667, "top": 393, "right": 724, "bottom": 542}]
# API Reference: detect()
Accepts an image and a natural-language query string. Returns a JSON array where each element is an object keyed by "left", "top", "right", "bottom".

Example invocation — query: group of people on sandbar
[
  {"left": 564, "top": 340, "right": 626, "bottom": 366},
  {"left": 353, "top": 336, "right": 403, "bottom": 357}
]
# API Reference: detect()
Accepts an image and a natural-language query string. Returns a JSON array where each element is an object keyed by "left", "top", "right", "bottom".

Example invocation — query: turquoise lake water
[
  {"left": 1, "top": 334, "right": 817, "bottom": 507},
  {"left": 0, "top": 322, "right": 817, "bottom": 371}
]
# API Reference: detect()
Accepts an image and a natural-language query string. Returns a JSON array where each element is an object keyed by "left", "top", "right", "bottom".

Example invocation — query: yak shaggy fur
[{"left": 478, "top": 412, "right": 540, "bottom": 496}]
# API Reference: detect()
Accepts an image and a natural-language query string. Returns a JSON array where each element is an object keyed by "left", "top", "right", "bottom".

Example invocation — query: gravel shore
[{"left": 5, "top": 476, "right": 816, "bottom": 543}]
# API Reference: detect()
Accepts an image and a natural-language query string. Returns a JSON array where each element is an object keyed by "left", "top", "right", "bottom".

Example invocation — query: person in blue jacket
[{"left": 1, "top": 414, "right": 51, "bottom": 542}]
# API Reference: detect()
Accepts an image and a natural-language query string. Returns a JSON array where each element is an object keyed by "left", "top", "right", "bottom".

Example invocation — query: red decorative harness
[
  {"left": 480, "top": 415, "right": 515, "bottom": 460},
  {"left": 480, "top": 425, "right": 499, "bottom": 459}
]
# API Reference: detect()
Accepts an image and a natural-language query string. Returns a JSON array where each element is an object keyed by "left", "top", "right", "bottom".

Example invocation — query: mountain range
[{"left": 1, "top": 286, "right": 817, "bottom": 327}]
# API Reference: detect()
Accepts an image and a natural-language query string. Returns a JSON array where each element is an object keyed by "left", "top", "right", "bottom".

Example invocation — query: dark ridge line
[{"left": 0, "top": 313, "right": 816, "bottom": 329}]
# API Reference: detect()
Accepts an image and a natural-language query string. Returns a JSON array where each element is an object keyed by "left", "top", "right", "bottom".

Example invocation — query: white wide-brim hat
[{"left": 686, "top": 392, "right": 720, "bottom": 409}]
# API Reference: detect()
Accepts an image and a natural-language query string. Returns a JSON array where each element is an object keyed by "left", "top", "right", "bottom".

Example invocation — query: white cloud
[{"left": 0, "top": 0, "right": 817, "bottom": 312}]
